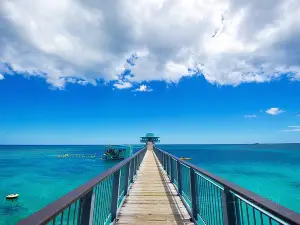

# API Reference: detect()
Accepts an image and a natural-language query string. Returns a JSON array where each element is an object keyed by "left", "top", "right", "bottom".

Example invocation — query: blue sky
[
  {"left": 1, "top": 0, "right": 300, "bottom": 144},
  {"left": 0, "top": 75, "right": 299, "bottom": 144}
]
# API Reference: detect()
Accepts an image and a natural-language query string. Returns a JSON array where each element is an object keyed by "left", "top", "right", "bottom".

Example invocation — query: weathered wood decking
[{"left": 117, "top": 144, "right": 194, "bottom": 225}]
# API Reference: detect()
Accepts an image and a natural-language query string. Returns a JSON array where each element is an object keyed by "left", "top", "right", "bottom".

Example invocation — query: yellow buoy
[{"left": 6, "top": 194, "right": 19, "bottom": 200}]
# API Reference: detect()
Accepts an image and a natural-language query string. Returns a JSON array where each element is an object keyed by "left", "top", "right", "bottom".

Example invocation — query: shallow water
[
  {"left": 0, "top": 144, "right": 299, "bottom": 224},
  {"left": 159, "top": 144, "right": 300, "bottom": 213}
]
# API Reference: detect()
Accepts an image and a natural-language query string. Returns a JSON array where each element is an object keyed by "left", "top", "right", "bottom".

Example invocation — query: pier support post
[
  {"left": 190, "top": 168, "right": 198, "bottom": 221},
  {"left": 222, "top": 188, "right": 236, "bottom": 225},
  {"left": 110, "top": 170, "right": 120, "bottom": 223}
]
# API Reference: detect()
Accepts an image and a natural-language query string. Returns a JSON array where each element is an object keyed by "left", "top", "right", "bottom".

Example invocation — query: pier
[
  {"left": 117, "top": 142, "right": 192, "bottom": 224},
  {"left": 17, "top": 134, "right": 300, "bottom": 225}
]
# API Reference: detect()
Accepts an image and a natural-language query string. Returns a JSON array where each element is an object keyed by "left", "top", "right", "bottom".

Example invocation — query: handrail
[
  {"left": 17, "top": 147, "right": 147, "bottom": 225},
  {"left": 154, "top": 147, "right": 300, "bottom": 225}
]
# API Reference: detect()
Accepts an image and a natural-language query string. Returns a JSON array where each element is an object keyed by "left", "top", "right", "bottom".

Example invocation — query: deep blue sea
[{"left": 0, "top": 144, "right": 299, "bottom": 224}]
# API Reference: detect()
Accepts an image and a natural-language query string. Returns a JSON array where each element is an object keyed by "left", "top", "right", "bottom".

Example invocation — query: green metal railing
[
  {"left": 154, "top": 147, "right": 300, "bottom": 225},
  {"left": 17, "top": 147, "right": 147, "bottom": 225}
]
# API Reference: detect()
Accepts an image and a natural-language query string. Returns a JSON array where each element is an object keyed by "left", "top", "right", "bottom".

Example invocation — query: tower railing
[
  {"left": 153, "top": 147, "right": 300, "bottom": 225},
  {"left": 17, "top": 147, "right": 147, "bottom": 225}
]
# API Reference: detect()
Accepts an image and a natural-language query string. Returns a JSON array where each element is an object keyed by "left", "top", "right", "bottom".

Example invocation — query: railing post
[
  {"left": 130, "top": 160, "right": 134, "bottom": 183},
  {"left": 133, "top": 157, "right": 136, "bottom": 177},
  {"left": 177, "top": 160, "right": 182, "bottom": 194},
  {"left": 134, "top": 156, "right": 137, "bottom": 175},
  {"left": 110, "top": 170, "right": 120, "bottom": 223},
  {"left": 137, "top": 154, "right": 140, "bottom": 168},
  {"left": 164, "top": 154, "right": 167, "bottom": 171},
  {"left": 166, "top": 155, "right": 169, "bottom": 174},
  {"left": 79, "top": 190, "right": 93, "bottom": 225},
  {"left": 123, "top": 162, "right": 130, "bottom": 196},
  {"left": 222, "top": 188, "right": 236, "bottom": 225},
  {"left": 168, "top": 156, "right": 170, "bottom": 176},
  {"left": 170, "top": 158, "right": 175, "bottom": 183},
  {"left": 190, "top": 168, "right": 198, "bottom": 221}
]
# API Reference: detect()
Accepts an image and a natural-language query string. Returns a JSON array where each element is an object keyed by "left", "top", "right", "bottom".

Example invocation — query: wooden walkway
[{"left": 117, "top": 144, "right": 194, "bottom": 225}]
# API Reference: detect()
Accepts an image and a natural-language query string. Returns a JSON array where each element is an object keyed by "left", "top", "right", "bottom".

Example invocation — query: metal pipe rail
[
  {"left": 154, "top": 147, "right": 300, "bottom": 225},
  {"left": 17, "top": 147, "right": 147, "bottom": 225}
]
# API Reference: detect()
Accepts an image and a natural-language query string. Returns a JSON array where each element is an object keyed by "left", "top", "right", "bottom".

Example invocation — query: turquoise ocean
[{"left": 0, "top": 144, "right": 299, "bottom": 224}]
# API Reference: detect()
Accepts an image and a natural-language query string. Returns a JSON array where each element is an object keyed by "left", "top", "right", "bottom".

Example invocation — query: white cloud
[
  {"left": 1, "top": 0, "right": 300, "bottom": 88},
  {"left": 0, "top": 73, "right": 4, "bottom": 80},
  {"left": 244, "top": 114, "right": 257, "bottom": 118},
  {"left": 113, "top": 81, "right": 133, "bottom": 89},
  {"left": 283, "top": 126, "right": 300, "bottom": 132},
  {"left": 134, "top": 84, "right": 153, "bottom": 92},
  {"left": 266, "top": 108, "right": 285, "bottom": 115}
]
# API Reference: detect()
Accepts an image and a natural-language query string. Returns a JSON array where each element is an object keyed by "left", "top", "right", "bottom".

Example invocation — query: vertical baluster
[
  {"left": 105, "top": 178, "right": 110, "bottom": 223},
  {"left": 72, "top": 201, "right": 77, "bottom": 225},
  {"left": 110, "top": 170, "right": 120, "bottom": 223},
  {"left": 222, "top": 188, "right": 236, "bottom": 225},
  {"left": 93, "top": 184, "right": 100, "bottom": 225},
  {"left": 60, "top": 211, "right": 64, "bottom": 225},
  {"left": 77, "top": 198, "right": 82, "bottom": 224},
  {"left": 269, "top": 217, "right": 272, "bottom": 225},
  {"left": 133, "top": 157, "right": 136, "bottom": 177},
  {"left": 167, "top": 155, "right": 170, "bottom": 176},
  {"left": 177, "top": 160, "right": 182, "bottom": 195},
  {"left": 234, "top": 196, "right": 241, "bottom": 225},
  {"left": 99, "top": 183, "right": 105, "bottom": 224},
  {"left": 66, "top": 206, "right": 71, "bottom": 225},
  {"left": 79, "top": 189, "right": 93, "bottom": 225},
  {"left": 165, "top": 154, "right": 167, "bottom": 171},
  {"left": 217, "top": 188, "right": 223, "bottom": 224},
  {"left": 130, "top": 160, "right": 134, "bottom": 184},
  {"left": 190, "top": 168, "right": 198, "bottom": 222},
  {"left": 213, "top": 185, "right": 220, "bottom": 225},
  {"left": 170, "top": 158, "right": 175, "bottom": 183},
  {"left": 209, "top": 182, "right": 216, "bottom": 225},
  {"left": 252, "top": 207, "right": 257, "bottom": 225},
  {"left": 135, "top": 156, "right": 138, "bottom": 175},
  {"left": 202, "top": 179, "right": 208, "bottom": 223},
  {"left": 260, "top": 212, "right": 264, "bottom": 225},
  {"left": 123, "top": 162, "right": 130, "bottom": 196},
  {"left": 240, "top": 199, "right": 245, "bottom": 225},
  {"left": 197, "top": 177, "right": 203, "bottom": 220},
  {"left": 246, "top": 203, "right": 250, "bottom": 225},
  {"left": 204, "top": 179, "right": 211, "bottom": 225}
]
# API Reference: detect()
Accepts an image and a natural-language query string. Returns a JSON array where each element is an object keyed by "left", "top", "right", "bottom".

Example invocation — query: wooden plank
[{"left": 116, "top": 144, "right": 194, "bottom": 225}]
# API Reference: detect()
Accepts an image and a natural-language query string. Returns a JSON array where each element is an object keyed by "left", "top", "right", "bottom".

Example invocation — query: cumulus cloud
[
  {"left": 0, "top": 73, "right": 4, "bottom": 80},
  {"left": 1, "top": 0, "right": 300, "bottom": 89},
  {"left": 244, "top": 114, "right": 257, "bottom": 118},
  {"left": 283, "top": 126, "right": 300, "bottom": 132},
  {"left": 113, "top": 81, "right": 133, "bottom": 89},
  {"left": 266, "top": 108, "right": 285, "bottom": 115},
  {"left": 134, "top": 84, "right": 153, "bottom": 92}
]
